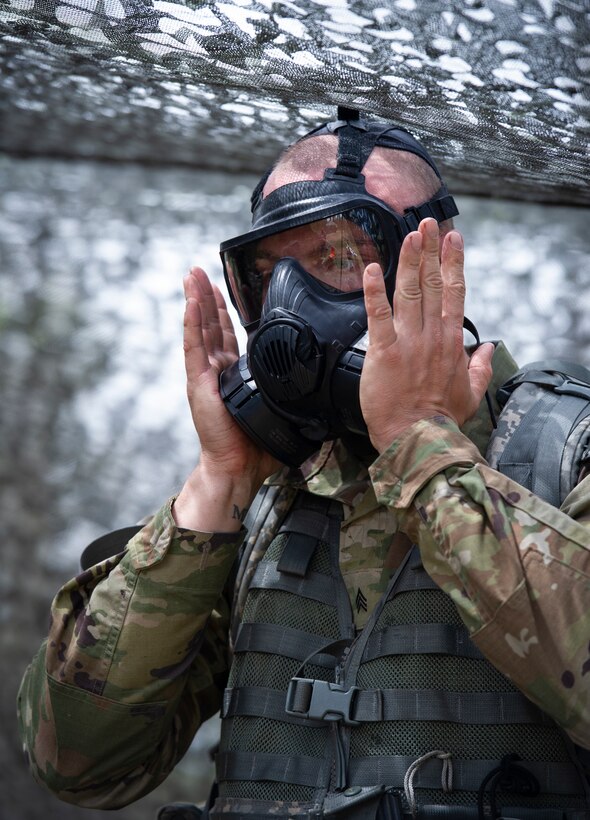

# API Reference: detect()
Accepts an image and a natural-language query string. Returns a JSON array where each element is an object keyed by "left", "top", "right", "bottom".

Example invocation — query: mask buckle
[{"left": 403, "top": 193, "right": 460, "bottom": 232}]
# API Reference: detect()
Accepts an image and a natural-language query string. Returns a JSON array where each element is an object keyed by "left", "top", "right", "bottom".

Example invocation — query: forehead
[
  {"left": 256, "top": 223, "right": 320, "bottom": 257},
  {"left": 256, "top": 215, "right": 371, "bottom": 256}
]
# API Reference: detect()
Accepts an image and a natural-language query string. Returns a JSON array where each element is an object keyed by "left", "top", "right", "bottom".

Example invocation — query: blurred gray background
[{"left": 1, "top": 154, "right": 589, "bottom": 819}]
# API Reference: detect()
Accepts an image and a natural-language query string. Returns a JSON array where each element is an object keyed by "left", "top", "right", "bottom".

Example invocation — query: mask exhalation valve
[{"left": 249, "top": 314, "right": 324, "bottom": 404}]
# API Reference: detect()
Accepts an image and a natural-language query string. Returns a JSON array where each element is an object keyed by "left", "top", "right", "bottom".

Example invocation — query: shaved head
[{"left": 264, "top": 134, "right": 443, "bottom": 214}]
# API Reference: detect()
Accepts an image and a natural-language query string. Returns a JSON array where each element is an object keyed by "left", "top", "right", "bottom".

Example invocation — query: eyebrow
[
  {"left": 254, "top": 249, "right": 279, "bottom": 261},
  {"left": 255, "top": 240, "right": 329, "bottom": 260}
]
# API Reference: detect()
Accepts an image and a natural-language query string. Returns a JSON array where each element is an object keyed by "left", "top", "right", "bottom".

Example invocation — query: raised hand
[
  {"left": 360, "top": 218, "right": 494, "bottom": 454},
  {"left": 173, "top": 267, "right": 279, "bottom": 531}
]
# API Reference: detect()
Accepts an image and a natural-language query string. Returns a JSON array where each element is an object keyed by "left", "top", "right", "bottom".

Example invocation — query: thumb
[{"left": 468, "top": 342, "right": 495, "bottom": 402}]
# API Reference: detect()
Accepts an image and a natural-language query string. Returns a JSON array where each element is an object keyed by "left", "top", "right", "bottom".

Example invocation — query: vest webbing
[{"left": 213, "top": 490, "right": 589, "bottom": 819}]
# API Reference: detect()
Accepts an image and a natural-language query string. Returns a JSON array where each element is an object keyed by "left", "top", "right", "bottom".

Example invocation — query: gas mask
[{"left": 219, "top": 109, "right": 460, "bottom": 467}]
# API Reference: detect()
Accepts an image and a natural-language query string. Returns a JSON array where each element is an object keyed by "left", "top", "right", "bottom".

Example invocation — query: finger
[
  {"left": 418, "top": 218, "right": 443, "bottom": 330},
  {"left": 183, "top": 267, "right": 201, "bottom": 300},
  {"left": 363, "top": 263, "right": 396, "bottom": 349},
  {"left": 184, "top": 269, "right": 213, "bottom": 352},
  {"left": 212, "top": 283, "right": 240, "bottom": 358},
  {"left": 392, "top": 231, "right": 423, "bottom": 332},
  {"left": 183, "top": 296, "right": 210, "bottom": 384},
  {"left": 189, "top": 267, "right": 222, "bottom": 350},
  {"left": 441, "top": 230, "right": 466, "bottom": 327},
  {"left": 468, "top": 342, "right": 495, "bottom": 404}
]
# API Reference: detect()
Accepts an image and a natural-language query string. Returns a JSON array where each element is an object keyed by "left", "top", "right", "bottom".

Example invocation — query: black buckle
[
  {"left": 285, "top": 678, "right": 360, "bottom": 726},
  {"left": 403, "top": 207, "right": 421, "bottom": 231},
  {"left": 554, "top": 378, "right": 590, "bottom": 401},
  {"left": 403, "top": 194, "right": 459, "bottom": 233}
]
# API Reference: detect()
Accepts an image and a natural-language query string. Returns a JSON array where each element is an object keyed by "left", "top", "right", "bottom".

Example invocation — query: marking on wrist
[{"left": 232, "top": 504, "right": 247, "bottom": 523}]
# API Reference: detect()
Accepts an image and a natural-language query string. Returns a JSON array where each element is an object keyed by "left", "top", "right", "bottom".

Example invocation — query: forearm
[
  {"left": 18, "top": 498, "right": 244, "bottom": 807},
  {"left": 46, "top": 498, "right": 241, "bottom": 700},
  {"left": 369, "top": 417, "right": 590, "bottom": 749}
]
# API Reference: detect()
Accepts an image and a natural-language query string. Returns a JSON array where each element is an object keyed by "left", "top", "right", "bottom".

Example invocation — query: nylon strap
[
  {"left": 216, "top": 751, "right": 586, "bottom": 798},
  {"left": 222, "top": 684, "right": 553, "bottom": 726},
  {"left": 276, "top": 506, "right": 332, "bottom": 535},
  {"left": 391, "top": 564, "right": 440, "bottom": 594},
  {"left": 276, "top": 531, "right": 320, "bottom": 577},
  {"left": 328, "top": 107, "right": 373, "bottom": 180},
  {"left": 497, "top": 361, "right": 590, "bottom": 405},
  {"left": 221, "top": 685, "right": 326, "bottom": 724},
  {"left": 352, "top": 687, "right": 552, "bottom": 724},
  {"left": 233, "top": 622, "right": 337, "bottom": 667},
  {"left": 216, "top": 749, "right": 328, "bottom": 788},
  {"left": 361, "top": 623, "right": 485, "bottom": 662},
  {"left": 276, "top": 496, "right": 342, "bottom": 577},
  {"left": 349, "top": 756, "right": 585, "bottom": 796},
  {"left": 403, "top": 191, "right": 459, "bottom": 231},
  {"left": 249, "top": 561, "right": 338, "bottom": 606},
  {"left": 231, "top": 482, "right": 297, "bottom": 648},
  {"left": 343, "top": 546, "right": 417, "bottom": 685}
]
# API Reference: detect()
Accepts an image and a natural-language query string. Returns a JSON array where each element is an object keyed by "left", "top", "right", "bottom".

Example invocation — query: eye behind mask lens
[{"left": 222, "top": 205, "right": 391, "bottom": 326}]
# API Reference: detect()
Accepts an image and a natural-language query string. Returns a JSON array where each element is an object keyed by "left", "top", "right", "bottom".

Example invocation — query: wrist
[
  {"left": 370, "top": 413, "right": 455, "bottom": 455},
  {"left": 173, "top": 460, "right": 262, "bottom": 532},
  {"left": 370, "top": 427, "right": 413, "bottom": 455},
  {"left": 371, "top": 431, "right": 406, "bottom": 455}
]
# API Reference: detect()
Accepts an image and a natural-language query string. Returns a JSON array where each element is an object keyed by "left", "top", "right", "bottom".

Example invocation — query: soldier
[{"left": 18, "top": 110, "right": 590, "bottom": 819}]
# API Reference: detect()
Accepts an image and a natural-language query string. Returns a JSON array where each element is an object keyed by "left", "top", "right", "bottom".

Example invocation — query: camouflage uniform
[{"left": 17, "top": 342, "right": 590, "bottom": 810}]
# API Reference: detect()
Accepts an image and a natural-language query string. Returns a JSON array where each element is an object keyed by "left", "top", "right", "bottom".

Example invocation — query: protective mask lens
[{"left": 222, "top": 206, "right": 389, "bottom": 325}]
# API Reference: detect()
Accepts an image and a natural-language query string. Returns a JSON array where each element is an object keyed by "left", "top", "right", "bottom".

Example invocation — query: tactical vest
[{"left": 210, "top": 487, "right": 590, "bottom": 820}]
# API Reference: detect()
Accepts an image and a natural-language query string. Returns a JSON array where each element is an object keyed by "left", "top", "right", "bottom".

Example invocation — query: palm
[{"left": 184, "top": 267, "right": 280, "bottom": 483}]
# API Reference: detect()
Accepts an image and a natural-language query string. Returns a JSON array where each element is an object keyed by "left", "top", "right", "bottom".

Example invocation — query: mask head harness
[{"left": 219, "top": 108, "right": 461, "bottom": 466}]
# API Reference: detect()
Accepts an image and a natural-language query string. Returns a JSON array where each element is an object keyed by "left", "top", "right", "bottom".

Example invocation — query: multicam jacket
[{"left": 17, "top": 343, "right": 590, "bottom": 812}]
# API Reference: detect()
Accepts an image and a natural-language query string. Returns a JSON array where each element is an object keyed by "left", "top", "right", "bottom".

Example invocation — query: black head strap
[
  {"left": 320, "top": 107, "right": 445, "bottom": 181},
  {"left": 403, "top": 187, "right": 459, "bottom": 231},
  {"left": 250, "top": 108, "right": 448, "bottom": 213},
  {"left": 249, "top": 108, "right": 370, "bottom": 211},
  {"left": 324, "top": 106, "right": 372, "bottom": 181}
]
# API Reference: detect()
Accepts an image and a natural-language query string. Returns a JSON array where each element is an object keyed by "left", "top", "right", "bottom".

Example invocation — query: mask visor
[{"left": 222, "top": 205, "right": 391, "bottom": 326}]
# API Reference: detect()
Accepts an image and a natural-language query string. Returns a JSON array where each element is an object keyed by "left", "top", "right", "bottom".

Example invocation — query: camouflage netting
[{"left": 0, "top": 0, "right": 588, "bottom": 204}]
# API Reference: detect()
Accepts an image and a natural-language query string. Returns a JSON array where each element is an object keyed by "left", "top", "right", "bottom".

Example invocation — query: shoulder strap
[
  {"left": 229, "top": 482, "right": 298, "bottom": 648},
  {"left": 497, "top": 360, "right": 590, "bottom": 406}
]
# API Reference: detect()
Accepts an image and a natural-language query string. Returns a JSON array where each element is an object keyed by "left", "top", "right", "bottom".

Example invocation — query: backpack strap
[
  {"left": 497, "top": 359, "right": 590, "bottom": 406},
  {"left": 229, "top": 481, "right": 298, "bottom": 649}
]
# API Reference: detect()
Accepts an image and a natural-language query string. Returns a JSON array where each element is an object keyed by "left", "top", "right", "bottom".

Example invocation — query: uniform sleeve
[
  {"left": 17, "top": 497, "right": 244, "bottom": 809},
  {"left": 369, "top": 416, "right": 590, "bottom": 751}
]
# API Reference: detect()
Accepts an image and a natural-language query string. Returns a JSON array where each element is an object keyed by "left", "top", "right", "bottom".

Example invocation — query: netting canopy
[{"left": 1, "top": 0, "right": 588, "bottom": 204}]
